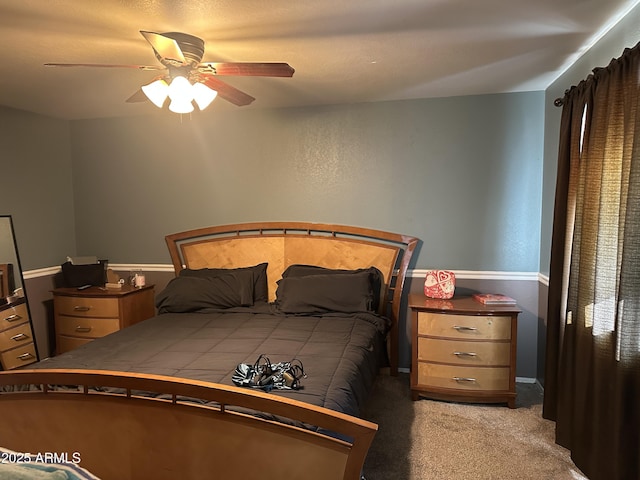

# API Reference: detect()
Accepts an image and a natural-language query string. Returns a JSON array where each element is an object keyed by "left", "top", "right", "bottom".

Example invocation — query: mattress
[{"left": 32, "top": 303, "right": 390, "bottom": 418}]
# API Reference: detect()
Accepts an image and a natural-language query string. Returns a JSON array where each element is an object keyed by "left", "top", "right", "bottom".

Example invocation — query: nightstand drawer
[
  {"left": 418, "top": 338, "right": 511, "bottom": 366},
  {"left": 55, "top": 316, "right": 120, "bottom": 338},
  {"left": 0, "top": 343, "right": 37, "bottom": 370},
  {"left": 0, "top": 303, "right": 29, "bottom": 330},
  {"left": 418, "top": 312, "right": 511, "bottom": 340},
  {"left": 54, "top": 296, "right": 119, "bottom": 318},
  {"left": 417, "top": 363, "right": 510, "bottom": 391},
  {"left": 0, "top": 322, "right": 33, "bottom": 350}
]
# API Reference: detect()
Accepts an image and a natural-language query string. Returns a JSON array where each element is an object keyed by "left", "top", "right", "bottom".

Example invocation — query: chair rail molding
[
  {"left": 25, "top": 265, "right": 545, "bottom": 282},
  {"left": 411, "top": 269, "right": 539, "bottom": 282}
]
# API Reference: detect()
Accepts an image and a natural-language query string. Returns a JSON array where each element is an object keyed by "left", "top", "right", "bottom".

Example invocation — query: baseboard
[{"left": 516, "top": 376, "right": 537, "bottom": 384}]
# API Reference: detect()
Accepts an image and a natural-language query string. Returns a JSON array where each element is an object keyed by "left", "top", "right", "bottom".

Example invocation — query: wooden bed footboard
[{"left": 0, "top": 369, "right": 377, "bottom": 480}]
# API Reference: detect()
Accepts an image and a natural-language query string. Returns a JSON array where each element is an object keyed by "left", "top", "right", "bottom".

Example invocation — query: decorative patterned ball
[{"left": 423, "top": 270, "right": 455, "bottom": 299}]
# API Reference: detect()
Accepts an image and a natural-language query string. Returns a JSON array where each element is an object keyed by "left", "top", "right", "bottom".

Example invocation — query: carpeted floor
[{"left": 361, "top": 372, "right": 587, "bottom": 480}]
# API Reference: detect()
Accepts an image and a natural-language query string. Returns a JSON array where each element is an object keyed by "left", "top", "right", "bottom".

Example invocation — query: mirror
[
  {"left": 0, "top": 215, "right": 38, "bottom": 369},
  {"left": 0, "top": 216, "right": 23, "bottom": 301}
]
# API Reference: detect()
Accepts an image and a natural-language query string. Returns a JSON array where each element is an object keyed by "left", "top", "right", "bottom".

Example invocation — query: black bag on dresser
[{"left": 60, "top": 260, "right": 108, "bottom": 287}]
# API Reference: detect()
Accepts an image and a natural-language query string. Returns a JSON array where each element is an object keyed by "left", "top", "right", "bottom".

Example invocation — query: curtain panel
[{"left": 544, "top": 43, "right": 640, "bottom": 480}]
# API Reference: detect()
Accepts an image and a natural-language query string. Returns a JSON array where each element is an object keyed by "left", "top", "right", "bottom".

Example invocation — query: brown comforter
[{"left": 33, "top": 303, "right": 389, "bottom": 419}]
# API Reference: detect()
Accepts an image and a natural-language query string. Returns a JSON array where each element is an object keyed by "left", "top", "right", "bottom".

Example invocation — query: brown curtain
[{"left": 544, "top": 43, "right": 640, "bottom": 480}]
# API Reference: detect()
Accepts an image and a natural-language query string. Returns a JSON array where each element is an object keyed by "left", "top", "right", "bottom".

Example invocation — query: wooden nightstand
[
  {"left": 0, "top": 298, "right": 38, "bottom": 369},
  {"left": 53, "top": 284, "right": 155, "bottom": 354},
  {"left": 408, "top": 294, "right": 520, "bottom": 408}
]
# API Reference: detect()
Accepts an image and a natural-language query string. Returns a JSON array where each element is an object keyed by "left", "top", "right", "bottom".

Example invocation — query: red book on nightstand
[{"left": 472, "top": 293, "right": 517, "bottom": 305}]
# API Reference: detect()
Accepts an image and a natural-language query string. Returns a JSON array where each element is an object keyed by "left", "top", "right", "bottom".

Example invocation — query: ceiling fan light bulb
[
  {"left": 168, "top": 98, "right": 194, "bottom": 114},
  {"left": 168, "top": 76, "right": 193, "bottom": 103},
  {"left": 141, "top": 79, "right": 169, "bottom": 108},
  {"left": 192, "top": 82, "right": 218, "bottom": 110}
]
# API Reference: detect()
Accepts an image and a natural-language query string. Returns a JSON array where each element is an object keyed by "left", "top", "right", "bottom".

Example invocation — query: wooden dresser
[
  {"left": 53, "top": 285, "right": 155, "bottom": 354},
  {"left": 408, "top": 294, "right": 520, "bottom": 408},
  {"left": 0, "top": 298, "right": 38, "bottom": 369}
]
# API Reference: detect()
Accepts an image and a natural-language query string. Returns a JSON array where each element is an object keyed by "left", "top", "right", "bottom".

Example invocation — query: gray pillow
[
  {"left": 179, "top": 263, "right": 269, "bottom": 303},
  {"left": 281, "top": 264, "right": 384, "bottom": 311},
  {"left": 275, "top": 271, "right": 374, "bottom": 314},
  {"left": 156, "top": 271, "right": 255, "bottom": 313}
]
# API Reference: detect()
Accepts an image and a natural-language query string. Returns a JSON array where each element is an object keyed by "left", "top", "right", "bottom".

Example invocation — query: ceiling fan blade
[
  {"left": 200, "top": 76, "right": 255, "bottom": 106},
  {"left": 125, "top": 89, "right": 149, "bottom": 103},
  {"left": 198, "top": 62, "right": 295, "bottom": 77},
  {"left": 45, "top": 63, "right": 163, "bottom": 70},
  {"left": 140, "top": 31, "right": 186, "bottom": 64}
]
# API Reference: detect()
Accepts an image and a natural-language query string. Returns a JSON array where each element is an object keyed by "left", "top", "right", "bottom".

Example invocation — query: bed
[{"left": 0, "top": 222, "right": 418, "bottom": 480}]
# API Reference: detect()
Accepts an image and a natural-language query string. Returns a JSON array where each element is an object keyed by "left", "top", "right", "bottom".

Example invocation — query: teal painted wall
[
  {"left": 0, "top": 106, "right": 75, "bottom": 270},
  {"left": 70, "top": 92, "right": 544, "bottom": 272},
  {"left": 537, "top": 2, "right": 640, "bottom": 384},
  {"left": 540, "top": 3, "right": 640, "bottom": 277}
]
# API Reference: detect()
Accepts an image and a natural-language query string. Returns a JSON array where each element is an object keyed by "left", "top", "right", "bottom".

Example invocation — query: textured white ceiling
[{"left": 0, "top": 0, "right": 637, "bottom": 120}]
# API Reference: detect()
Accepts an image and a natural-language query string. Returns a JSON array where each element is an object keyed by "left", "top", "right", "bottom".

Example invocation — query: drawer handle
[
  {"left": 453, "top": 325, "right": 477, "bottom": 332},
  {"left": 17, "top": 352, "right": 34, "bottom": 360},
  {"left": 453, "top": 351, "right": 477, "bottom": 357},
  {"left": 10, "top": 333, "right": 28, "bottom": 342},
  {"left": 4, "top": 314, "right": 22, "bottom": 323},
  {"left": 73, "top": 306, "right": 91, "bottom": 312},
  {"left": 453, "top": 376, "right": 477, "bottom": 383},
  {"left": 75, "top": 326, "right": 92, "bottom": 333}
]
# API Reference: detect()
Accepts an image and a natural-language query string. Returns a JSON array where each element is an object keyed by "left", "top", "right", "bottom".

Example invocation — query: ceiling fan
[{"left": 45, "top": 31, "right": 295, "bottom": 112}]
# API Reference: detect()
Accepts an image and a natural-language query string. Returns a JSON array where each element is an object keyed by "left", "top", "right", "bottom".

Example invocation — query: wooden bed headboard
[{"left": 166, "top": 222, "right": 419, "bottom": 375}]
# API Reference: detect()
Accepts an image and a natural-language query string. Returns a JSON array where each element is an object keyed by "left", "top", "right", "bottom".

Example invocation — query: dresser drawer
[
  {"left": 0, "top": 303, "right": 29, "bottom": 330},
  {"left": 417, "top": 363, "right": 510, "bottom": 391},
  {"left": 0, "top": 322, "right": 33, "bottom": 351},
  {"left": 55, "top": 296, "right": 119, "bottom": 318},
  {"left": 417, "top": 312, "right": 511, "bottom": 340},
  {"left": 418, "top": 337, "right": 511, "bottom": 366},
  {"left": 0, "top": 343, "right": 37, "bottom": 370},
  {"left": 56, "top": 316, "right": 120, "bottom": 338}
]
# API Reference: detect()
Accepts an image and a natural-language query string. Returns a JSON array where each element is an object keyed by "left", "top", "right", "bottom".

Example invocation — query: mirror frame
[{"left": 0, "top": 214, "right": 39, "bottom": 363}]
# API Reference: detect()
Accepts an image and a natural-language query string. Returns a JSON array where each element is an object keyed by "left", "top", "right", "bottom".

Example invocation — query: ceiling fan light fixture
[
  {"left": 167, "top": 75, "right": 193, "bottom": 104},
  {"left": 168, "top": 98, "right": 194, "bottom": 114},
  {"left": 192, "top": 82, "right": 217, "bottom": 110},
  {"left": 46, "top": 30, "right": 294, "bottom": 112},
  {"left": 141, "top": 79, "right": 169, "bottom": 108}
]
